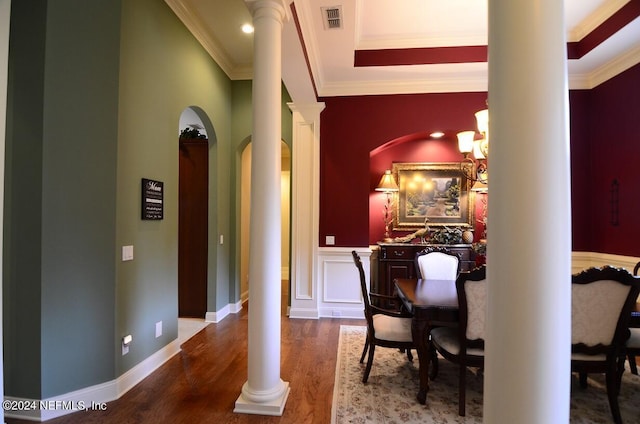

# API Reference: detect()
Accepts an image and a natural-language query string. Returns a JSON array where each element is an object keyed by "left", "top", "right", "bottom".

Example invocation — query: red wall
[
  {"left": 318, "top": 92, "right": 488, "bottom": 247},
  {"left": 587, "top": 63, "right": 640, "bottom": 256},
  {"left": 569, "top": 90, "right": 591, "bottom": 251},
  {"left": 318, "top": 73, "right": 639, "bottom": 257}
]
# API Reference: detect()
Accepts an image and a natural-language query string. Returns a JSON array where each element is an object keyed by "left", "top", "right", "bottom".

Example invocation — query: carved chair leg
[
  {"left": 629, "top": 354, "right": 638, "bottom": 375},
  {"left": 459, "top": 365, "right": 466, "bottom": 416},
  {"left": 579, "top": 372, "right": 588, "bottom": 389},
  {"left": 615, "top": 356, "right": 626, "bottom": 396},
  {"left": 605, "top": 369, "right": 623, "bottom": 424},
  {"left": 429, "top": 344, "right": 439, "bottom": 380},
  {"left": 360, "top": 338, "right": 369, "bottom": 363},
  {"left": 363, "top": 344, "right": 375, "bottom": 383}
]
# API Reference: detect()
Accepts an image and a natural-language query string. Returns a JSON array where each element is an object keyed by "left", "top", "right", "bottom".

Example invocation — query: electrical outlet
[
  {"left": 155, "top": 321, "right": 162, "bottom": 338},
  {"left": 326, "top": 235, "right": 335, "bottom": 245},
  {"left": 122, "top": 334, "right": 132, "bottom": 355}
]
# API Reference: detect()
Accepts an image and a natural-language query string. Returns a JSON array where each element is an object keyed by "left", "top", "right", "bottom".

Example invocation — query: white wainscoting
[
  {"left": 571, "top": 251, "right": 639, "bottom": 274},
  {"left": 316, "top": 247, "right": 371, "bottom": 319},
  {"left": 306, "top": 248, "right": 640, "bottom": 320}
]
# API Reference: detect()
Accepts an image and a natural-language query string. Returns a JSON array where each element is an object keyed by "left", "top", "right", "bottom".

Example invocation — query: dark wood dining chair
[
  {"left": 414, "top": 245, "right": 462, "bottom": 379},
  {"left": 414, "top": 246, "right": 461, "bottom": 280},
  {"left": 626, "top": 327, "right": 640, "bottom": 375},
  {"left": 429, "top": 265, "right": 486, "bottom": 416},
  {"left": 571, "top": 266, "right": 640, "bottom": 424},
  {"left": 352, "top": 250, "right": 415, "bottom": 383},
  {"left": 626, "top": 261, "right": 640, "bottom": 375}
]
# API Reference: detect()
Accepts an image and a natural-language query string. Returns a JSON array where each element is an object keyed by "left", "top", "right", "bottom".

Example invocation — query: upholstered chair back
[
  {"left": 572, "top": 279, "right": 631, "bottom": 347},
  {"left": 464, "top": 279, "right": 487, "bottom": 341},
  {"left": 416, "top": 249, "right": 460, "bottom": 280}
]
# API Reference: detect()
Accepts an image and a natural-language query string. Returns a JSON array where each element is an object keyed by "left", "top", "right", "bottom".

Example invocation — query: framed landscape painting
[{"left": 392, "top": 162, "right": 474, "bottom": 230}]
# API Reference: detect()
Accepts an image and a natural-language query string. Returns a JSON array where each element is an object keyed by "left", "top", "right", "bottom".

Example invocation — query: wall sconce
[
  {"left": 457, "top": 108, "right": 489, "bottom": 184},
  {"left": 375, "top": 169, "right": 399, "bottom": 242}
]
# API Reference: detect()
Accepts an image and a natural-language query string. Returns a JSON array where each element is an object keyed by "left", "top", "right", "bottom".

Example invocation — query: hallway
[{"left": 6, "top": 300, "right": 361, "bottom": 424}]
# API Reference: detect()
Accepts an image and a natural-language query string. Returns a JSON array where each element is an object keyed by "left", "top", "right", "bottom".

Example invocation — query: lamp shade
[
  {"left": 471, "top": 180, "right": 488, "bottom": 192},
  {"left": 473, "top": 139, "right": 486, "bottom": 159},
  {"left": 375, "top": 170, "right": 398, "bottom": 192},
  {"left": 475, "top": 109, "right": 489, "bottom": 134},
  {"left": 457, "top": 131, "right": 475, "bottom": 154}
]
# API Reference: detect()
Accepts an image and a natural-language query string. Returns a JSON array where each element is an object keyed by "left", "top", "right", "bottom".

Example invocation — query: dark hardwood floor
[{"left": 6, "top": 298, "right": 363, "bottom": 424}]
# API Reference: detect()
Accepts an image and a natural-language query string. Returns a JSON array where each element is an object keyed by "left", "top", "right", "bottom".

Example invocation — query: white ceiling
[{"left": 166, "top": 0, "right": 640, "bottom": 102}]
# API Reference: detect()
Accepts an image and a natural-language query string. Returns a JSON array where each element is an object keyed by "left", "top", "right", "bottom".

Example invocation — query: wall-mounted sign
[{"left": 141, "top": 178, "right": 164, "bottom": 220}]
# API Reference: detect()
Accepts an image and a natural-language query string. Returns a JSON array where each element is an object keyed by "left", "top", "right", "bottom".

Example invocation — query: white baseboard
[
  {"left": 4, "top": 339, "right": 181, "bottom": 422},
  {"left": 288, "top": 307, "right": 320, "bottom": 319},
  {"left": 205, "top": 301, "right": 243, "bottom": 323},
  {"left": 318, "top": 307, "right": 365, "bottom": 319},
  {"left": 116, "top": 339, "right": 181, "bottom": 396}
]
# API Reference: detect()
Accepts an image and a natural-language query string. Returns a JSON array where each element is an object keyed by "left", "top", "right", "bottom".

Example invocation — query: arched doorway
[
  {"left": 240, "top": 140, "right": 291, "bottom": 314},
  {"left": 178, "top": 107, "right": 210, "bottom": 317}
]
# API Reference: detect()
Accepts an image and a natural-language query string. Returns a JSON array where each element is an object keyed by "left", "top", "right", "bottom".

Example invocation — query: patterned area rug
[{"left": 331, "top": 325, "right": 640, "bottom": 423}]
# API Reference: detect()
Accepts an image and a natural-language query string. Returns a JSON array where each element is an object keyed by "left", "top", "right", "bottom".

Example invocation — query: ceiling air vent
[{"left": 321, "top": 6, "right": 343, "bottom": 30}]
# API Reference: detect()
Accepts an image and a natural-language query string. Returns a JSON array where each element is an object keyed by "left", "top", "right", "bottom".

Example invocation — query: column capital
[
  {"left": 288, "top": 102, "right": 326, "bottom": 123},
  {"left": 244, "top": 0, "right": 290, "bottom": 22}
]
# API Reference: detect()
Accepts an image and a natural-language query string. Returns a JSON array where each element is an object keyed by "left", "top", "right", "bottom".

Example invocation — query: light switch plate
[{"left": 122, "top": 245, "right": 134, "bottom": 261}]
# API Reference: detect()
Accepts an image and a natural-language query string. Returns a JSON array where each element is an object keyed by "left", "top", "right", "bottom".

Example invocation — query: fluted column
[
  {"left": 234, "top": 0, "right": 290, "bottom": 416},
  {"left": 484, "top": 0, "right": 571, "bottom": 422}
]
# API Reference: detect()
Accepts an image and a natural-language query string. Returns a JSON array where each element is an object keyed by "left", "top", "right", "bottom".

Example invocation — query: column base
[{"left": 233, "top": 381, "right": 290, "bottom": 416}]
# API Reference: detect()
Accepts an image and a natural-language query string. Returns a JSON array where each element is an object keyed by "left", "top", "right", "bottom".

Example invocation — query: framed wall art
[
  {"left": 141, "top": 178, "right": 164, "bottom": 220},
  {"left": 392, "top": 162, "right": 474, "bottom": 230}
]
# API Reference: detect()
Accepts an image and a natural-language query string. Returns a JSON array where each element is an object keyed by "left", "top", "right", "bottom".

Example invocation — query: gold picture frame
[{"left": 392, "top": 162, "right": 475, "bottom": 230}]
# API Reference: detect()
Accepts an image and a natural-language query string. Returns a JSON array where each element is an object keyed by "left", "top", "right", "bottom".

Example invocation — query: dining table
[
  {"left": 394, "top": 277, "right": 459, "bottom": 404},
  {"left": 395, "top": 282, "right": 640, "bottom": 405}
]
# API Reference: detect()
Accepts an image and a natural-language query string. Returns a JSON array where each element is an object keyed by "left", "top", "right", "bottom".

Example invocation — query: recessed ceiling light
[
  {"left": 430, "top": 131, "right": 445, "bottom": 138},
  {"left": 241, "top": 23, "right": 254, "bottom": 34}
]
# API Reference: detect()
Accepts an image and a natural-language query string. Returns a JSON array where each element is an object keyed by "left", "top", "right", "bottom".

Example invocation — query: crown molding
[
  {"left": 317, "top": 75, "right": 488, "bottom": 97},
  {"left": 164, "top": 0, "right": 250, "bottom": 80},
  {"left": 293, "top": 0, "right": 325, "bottom": 90},
  {"left": 588, "top": 43, "right": 640, "bottom": 88},
  {"left": 569, "top": 0, "right": 630, "bottom": 41}
]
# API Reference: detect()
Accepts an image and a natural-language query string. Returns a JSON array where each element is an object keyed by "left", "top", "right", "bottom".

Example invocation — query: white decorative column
[
  {"left": 288, "top": 102, "right": 324, "bottom": 319},
  {"left": 484, "top": 0, "right": 571, "bottom": 422},
  {"left": 234, "top": 0, "right": 290, "bottom": 416}
]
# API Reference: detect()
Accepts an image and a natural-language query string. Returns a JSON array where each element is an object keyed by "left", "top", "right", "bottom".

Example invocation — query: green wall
[
  {"left": 115, "top": 0, "right": 233, "bottom": 374},
  {"left": 4, "top": 0, "right": 293, "bottom": 401},
  {"left": 4, "top": 0, "right": 120, "bottom": 398},
  {"left": 4, "top": 0, "right": 47, "bottom": 398}
]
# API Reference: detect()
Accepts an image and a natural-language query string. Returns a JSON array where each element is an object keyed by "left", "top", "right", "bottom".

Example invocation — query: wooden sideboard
[{"left": 370, "top": 243, "right": 475, "bottom": 296}]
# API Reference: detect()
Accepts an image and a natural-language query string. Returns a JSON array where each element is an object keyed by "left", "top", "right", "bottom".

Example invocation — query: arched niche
[
  {"left": 368, "top": 131, "right": 483, "bottom": 245},
  {"left": 177, "top": 106, "right": 217, "bottom": 318}
]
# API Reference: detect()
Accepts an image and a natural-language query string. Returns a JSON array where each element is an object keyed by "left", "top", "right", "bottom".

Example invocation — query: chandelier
[{"left": 457, "top": 108, "right": 488, "bottom": 185}]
